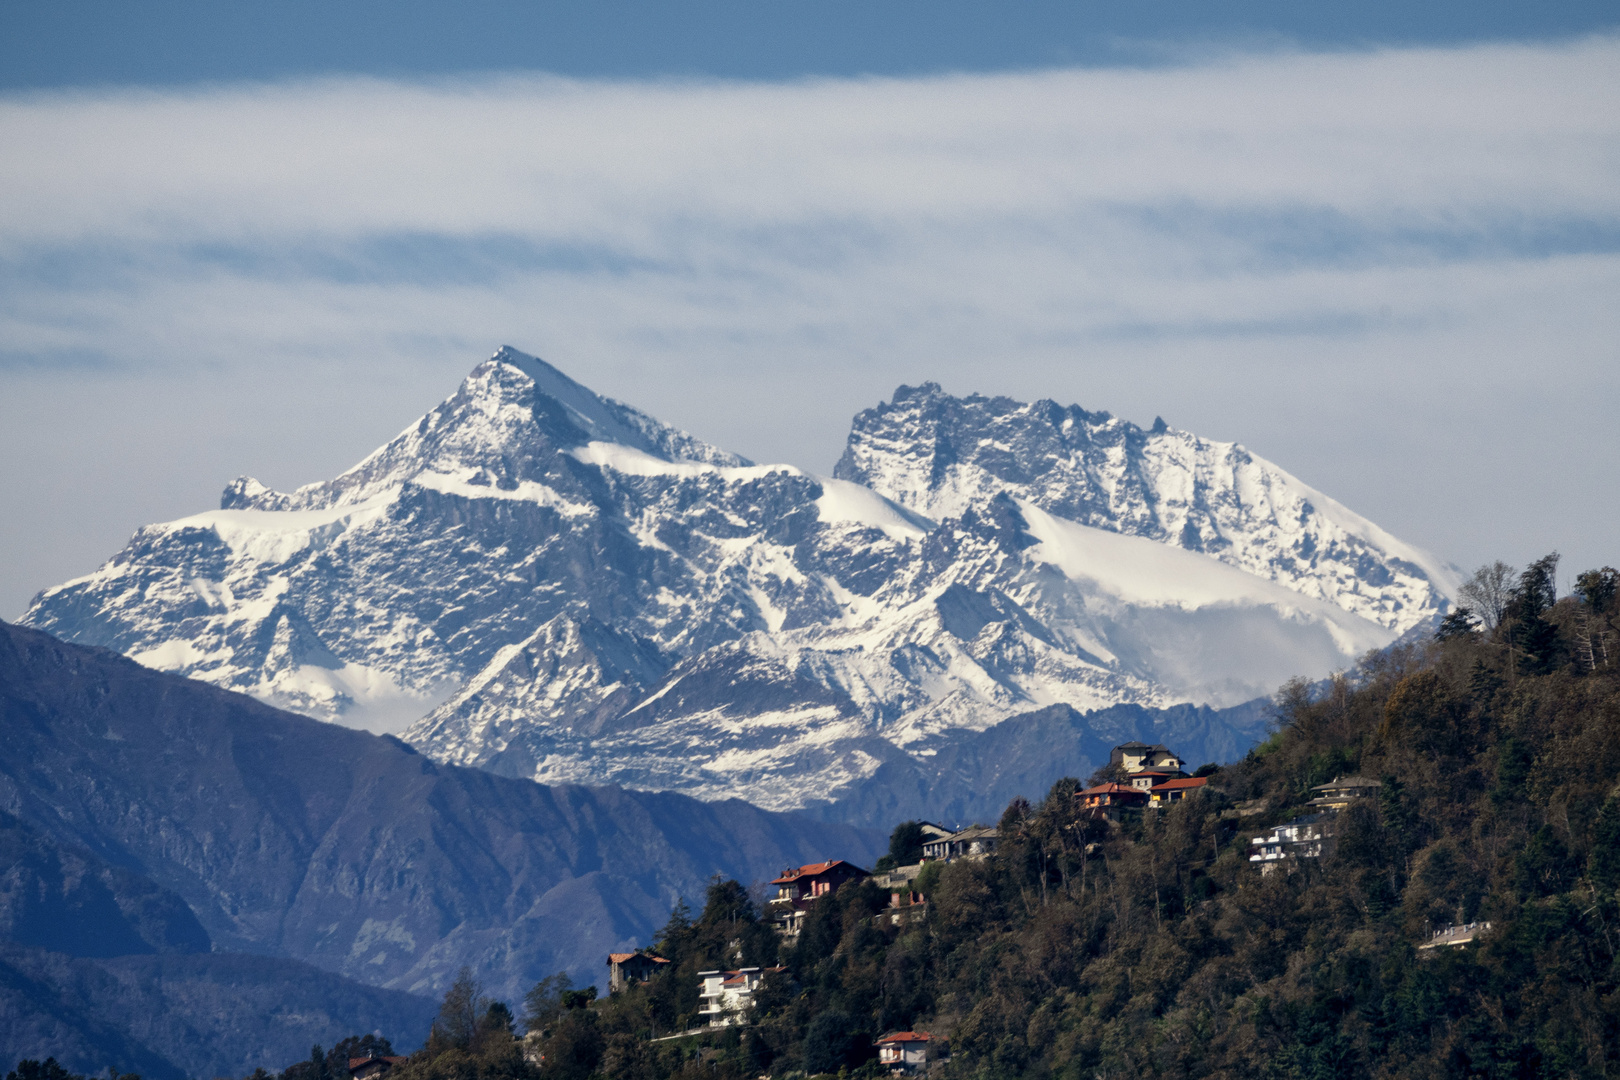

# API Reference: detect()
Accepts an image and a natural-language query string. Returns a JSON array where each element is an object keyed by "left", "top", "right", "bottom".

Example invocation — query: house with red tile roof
[
  {"left": 1148, "top": 775, "right": 1209, "bottom": 806},
  {"left": 768, "top": 859, "right": 869, "bottom": 939},
  {"left": 1128, "top": 768, "right": 1183, "bottom": 791},
  {"left": 1078, "top": 782, "right": 1149, "bottom": 819},
  {"left": 875, "top": 1031, "right": 935, "bottom": 1073}
]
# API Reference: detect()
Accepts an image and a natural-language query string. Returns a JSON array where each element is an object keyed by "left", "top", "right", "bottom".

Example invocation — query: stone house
[{"left": 606, "top": 949, "right": 670, "bottom": 993}]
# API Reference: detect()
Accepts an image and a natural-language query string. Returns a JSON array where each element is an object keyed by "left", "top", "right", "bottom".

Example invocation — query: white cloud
[{"left": 1, "top": 36, "right": 1618, "bottom": 617}]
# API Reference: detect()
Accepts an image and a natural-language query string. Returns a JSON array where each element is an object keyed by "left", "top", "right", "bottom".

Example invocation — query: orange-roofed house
[
  {"left": 875, "top": 1031, "right": 935, "bottom": 1073},
  {"left": 607, "top": 949, "right": 671, "bottom": 993},
  {"left": 768, "top": 859, "right": 869, "bottom": 939},
  {"left": 1078, "top": 783, "right": 1148, "bottom": 820},
  {"left": 1149, "top": 775, "right": 1209, "bottom": 806},
  {"left": 1128, "top": 768, "right": 1182, "bottom": 792}
]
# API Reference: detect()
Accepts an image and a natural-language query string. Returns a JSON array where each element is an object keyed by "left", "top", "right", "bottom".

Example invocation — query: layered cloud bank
[{"left": 1, "top": 37, "right": 1617, "bottom": 616}]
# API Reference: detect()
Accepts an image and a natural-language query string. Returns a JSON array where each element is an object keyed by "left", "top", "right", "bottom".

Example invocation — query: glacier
[{"left": 21, "top": 346, "right": 1458, "bottom": 814}]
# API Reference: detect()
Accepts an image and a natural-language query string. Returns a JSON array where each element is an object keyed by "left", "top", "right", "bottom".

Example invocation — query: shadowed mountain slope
[
  {"left": 0, "top": 620, "right": 882, "bottom": 1009},
  {"left": 0, "top": 944, "right": 438, "bottom": 1080}
]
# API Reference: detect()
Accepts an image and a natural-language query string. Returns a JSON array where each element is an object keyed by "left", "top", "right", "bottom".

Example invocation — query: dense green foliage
[{"left": 261, "top": 556, "right": 1620, "bottom": 1077}]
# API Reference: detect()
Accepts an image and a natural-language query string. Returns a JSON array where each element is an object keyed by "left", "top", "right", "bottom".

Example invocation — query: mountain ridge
[
  {"left": 20, "top": 346, "right": 1456, "bottom": 815},
  {"left": 0, "top": 619, "right": 882, "bottom": 1005}
]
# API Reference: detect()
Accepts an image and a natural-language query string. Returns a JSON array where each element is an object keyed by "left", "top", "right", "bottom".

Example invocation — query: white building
[
  {"left": 697, "top": 967, "right": 764, "bottom": 1026},
  {"left": 921, "top": 825, "right": 998, "bottom": 862},
  {"left": 1249, "top": 814, "right": 1334, "bottom": 874},
  {"left": 1418, "top": 922, "right": 1492, "bottom": 950},
  {"left": 876, "top": 1031, "right": 934, "bottom": 1073}
]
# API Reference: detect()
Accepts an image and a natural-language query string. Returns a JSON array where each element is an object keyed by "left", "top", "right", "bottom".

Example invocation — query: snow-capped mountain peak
[
  {"left": 836, "top": 381, "right": 1457, "bottom": 633},
  {"left": 223, "top": 346, "right": 749, "bottom": 515},
  {"left": 24, "top": 347, "right": 1455, "bottom": 815}
]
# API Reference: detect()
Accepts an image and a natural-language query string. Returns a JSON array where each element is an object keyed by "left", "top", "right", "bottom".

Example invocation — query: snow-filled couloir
[{"left": 22, "top": 346, "right": 1457, "bottom": 811}]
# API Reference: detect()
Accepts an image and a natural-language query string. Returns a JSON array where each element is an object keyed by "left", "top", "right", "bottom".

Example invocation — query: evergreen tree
[
  {"left": 1507, "top": 552, "right": 1563, "bottom": 674},
  {"left": 1435, "top": 606, "right": 1479, "bottom": 641}
]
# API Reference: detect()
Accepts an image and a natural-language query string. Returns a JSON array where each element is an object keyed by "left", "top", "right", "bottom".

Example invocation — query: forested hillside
[{"left": 344, "top": 554, "right": 1619, "bottom": 1079}]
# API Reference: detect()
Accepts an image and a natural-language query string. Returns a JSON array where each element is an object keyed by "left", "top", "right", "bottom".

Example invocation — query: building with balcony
[
  {"left": 875, "top": 1031, "right": 935, "bottom": 1073},
  {"left": 1248, "top": 813, "right": 1335, "bottom": 873},
  {"left": 768, "top": 859, "right": 869, "bottom": 939},
  {"left": 697, "top": 967, "right": 774, "bottom": 1026},
  {"left": 1305, "top": 775, "right": 1382, "bottom": 811},
  {"left": 920, "top": 825, "right": 998, "bottom": 862},
  {"left": 1078, "top": 782, "right": 1149, "bottom": 820}
]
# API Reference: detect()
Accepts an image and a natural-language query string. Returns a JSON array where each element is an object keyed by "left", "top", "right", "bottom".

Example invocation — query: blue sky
[
  {"left": 1, "top": 3, "right": 1618, "bottom": 619},
  {"left": 5, "top": 0, "right": 1617, "bottom": 88}
]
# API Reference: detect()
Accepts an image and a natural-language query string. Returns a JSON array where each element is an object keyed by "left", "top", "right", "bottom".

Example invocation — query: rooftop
[
  {"left": 772, "top": 859, "right": 865, "bottom": 883},
  {"left": 1080, "top": 782, "right": 1143, "bottom": 795},
  {"left": 1311, "top": 775, "right": 1381, "bottom": 791}
]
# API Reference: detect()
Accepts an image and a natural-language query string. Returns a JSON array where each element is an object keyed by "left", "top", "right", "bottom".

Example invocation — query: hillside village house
[
  {"left": 606, "top": 950, "right": 670, "bottom": 993},
  {"left": 874, "top": 862, "right": 928, "bottom": 928},
  {"left": 875, "top": 1031, "right": 935, "bottom": 1073},
  {"left": 1305, "top": 775, "right": 1381, "bottom": 810},
  {"left": 1111, "top": 741, "right": 1185, "bottom": 773},
  {"left": 1248, "top": 776, "right": 1384, "bottom": 873},
  {"left": 1078, "top": 782, "right": 1149, "bottom": 819},
  {"left": 1249, "top": 813, "right": 1334, "bottom": 872},
  {"left": 1081, "top": 742, "right": 1210, "bottom": 818},
  {"left": 1149, "top": 776, "right": 1208, "bottom": 805},
  {"left": 1128, "top": 769, "right": 1180, "bottom": 791},
  {"left": 769, "top": 859, "right": 869, "bottom": 939},
  {"left": 698, "top": 967, "right": 781, "bottom": 1026},
  {"left": 920, "top": 824, "right": 999, "bottom": 862}
]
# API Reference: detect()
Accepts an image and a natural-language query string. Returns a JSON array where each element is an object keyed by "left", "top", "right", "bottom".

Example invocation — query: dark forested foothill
[{"left": 488, "top": 554, "right": 1616, "bottom": 1079}]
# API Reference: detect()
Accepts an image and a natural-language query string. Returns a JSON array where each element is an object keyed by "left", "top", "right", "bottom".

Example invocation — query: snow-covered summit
[
  {"left": 836, "top": 382, "right": 1456, "bottom": 634},
  {"left": 222, "top": 346, "right": 748, "bottom": 514},
  {"left": 23, "top": 347, "right": 1453, "bottom": 814}
]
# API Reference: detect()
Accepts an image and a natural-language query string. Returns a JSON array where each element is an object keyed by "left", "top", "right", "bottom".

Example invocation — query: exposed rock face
[
  {"left": 835, "top": 382, "right": 1452, "bottom": 632},
  {"left": 21, "top": 347, "right": 1456, "bottom": 813}
]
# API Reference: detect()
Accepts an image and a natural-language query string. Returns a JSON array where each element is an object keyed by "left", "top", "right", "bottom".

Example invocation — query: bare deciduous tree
[{"left": 1458, "top": 561, "right": 1515, "bottom": 630}]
